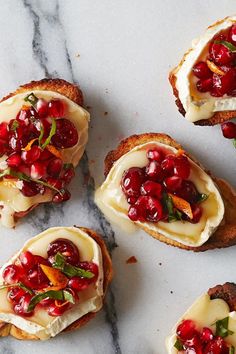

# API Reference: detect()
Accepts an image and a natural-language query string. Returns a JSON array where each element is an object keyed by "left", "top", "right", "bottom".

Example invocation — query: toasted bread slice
[
  {"left": 104, "top": 133, "right": 236, "bottom": 252},
  {"left": 0, "top": 227, "right": 113, "bottom": 340}
]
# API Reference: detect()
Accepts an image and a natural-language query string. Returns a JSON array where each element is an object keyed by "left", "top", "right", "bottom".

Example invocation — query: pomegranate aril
[
  {"left": 77, "top": 262, "right": 98, "bottom": 280},
  {"left": 48, "top": 99, "right": 65, "bottom": 118},
  {"left": 192, "top": 61, "right": 212, "bottom": 79},
  {"left": 176, "top": 180, "right": 198, "bottom": 203},
  {"left": 140, "top": 180, "right": 162, "bottom": 199},
  {"left": 127, "top": 196, "right": 137, "bottom": 204},
  {"left": 189, "top": 205, "right": 202, "bottom": 224},
  {"left": 53, "top": 189, "right": 71, "bottom": 203},
  {"left": 39, "top": 148, "right": 53, "bottom": 161},
  {"left": 204, "top": 336, "right": 229, "bottom": 354},
  {"left": 40, "top": 297, "right": 54, "bottom": 307},
  {"left": 174, "top": 156, "right": 190, "bottom": 179},
  {"left": 30, "top": 161, "right": 47, "bottom": 179},
  {"left": 184, "top": 334, "right": 201, "bottom": 348},
  {"left": 21, "top": 181, "right": 40, "bottom": 197},
  {"left": 135, "top": 195, "right": 163, "bottom": 222},
  {"left": 16, "top": 108, "right": 30, "bottom": 125},
  {"left": 51, "top": 118, "right": 79, "bottom": 149},
  {"left": 62, "top": 167, "right": 75, "bottom": 184},
  {"left": 0, "top": 122, "right": 9, "bottom": 140},
  {"left": 128, "top": 205, "right": 140, "bottom": 221},
  {"left": 21, "top": 145, "right": 41, "bottom": 165},
  {"left": 47, "top": 158, "right": 63, "bottom": 177},
  {"left": 19, "top": 251, "right": 35, "bottom": 270},
  {"left": 196, "top": 78, "right": 213, "bottom": 93},
  {"left": 228, "top": 24, "right": 236, "bottom": 44},
  {"left": 13, "top": 293, "right": 33, "bottom": 317},
  {"left": 121, "top": 167, "right": 145, "bottom": 197},
  {"left": 212, "top": 69, "right": 236, "bottom": 96},
  {"left": 2, "top": 265, "right": 23, "bottom": 284},
  {"left": 177, "top": 320, "right": 197, "bottom": 341},
  {"left": 47, "top": 301, "right": 71, "bottom": 316},
  {"left": 47, "top": 238, "right": 80, "bottom": 265},
  {"left": 7, "top": 153, "right": 22, "bottom": 167},
  {"left": 0, "top": 138, "right": 8, "bottom": 155},
  {"left": 210, "top": 41, "right": 233, "bottom": 65},
  {"left": 36, "top": 98, "right": 48, "bottom": 118},
  {"left": 68, "top": 276, "right": 90, "bottom": 291},
  {"left": 147, "top": 149, "right": 163, "bottom": 162},
  {"left": 145, "top": 161, "right": 162, "bottom": 180},
  {"left": 18, "top": 163, "right": 30, "bottom": 176},
  {"left": 221, "top": 121, "right": 236, "bottom": 139},
  {"left": 8, "top": 287, "right": 26, "bottom": 303},
  {"left": 201, "top": 327, "right": 213, "bottom": 343},
  {"left": 164, "top": 176, "right": 182, "bottom": 191},
  {"left": 27, "top": 265, "right": 49, "bottom": 290},
  {"left": 161, "top": 155, "right": 175, "bottom": 175},
  {"left": 46, "top": 177, "right": 64, "bottom": 190}
]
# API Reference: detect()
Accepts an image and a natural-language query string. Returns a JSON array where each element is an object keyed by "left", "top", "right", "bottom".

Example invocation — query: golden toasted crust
[
  {"left": 104, "top": 133, "right": 236, "bottom": 252},
  {"left": 0, "top": 227, "right": 113, "bottom": 340}
]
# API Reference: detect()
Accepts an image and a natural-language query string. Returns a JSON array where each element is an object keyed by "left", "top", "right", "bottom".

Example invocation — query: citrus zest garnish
[
  {"left": 177, "top": 149, "right": 185, "bottom": 156},
  {"left": 206, "top": 60, "right": 225, "bottom": 76},
  {"left": 22, "top": 138, "right": 38, "bottom": 151},
  {"left": 168, "top": 193, "right": 193, "bottom": 219},
  {"left": 55, "top": 300, "right": 69, "bottom": 307},
  {"left": 46, "top": 144, "right": 62, "bottom": 159},
  {"left": 40, "top": 264, "right": 68, "bottom": 289}
]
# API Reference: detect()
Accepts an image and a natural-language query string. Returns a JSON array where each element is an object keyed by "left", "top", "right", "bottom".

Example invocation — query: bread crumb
[
  {"left": 126, "top": 256, "right": 137, "bottom": 264},
  {"left": 158, "top": 262, "right": 162, "bottom": 266},
  {"left": 170, "top": 291, "right": 173, "bottom": 294}
]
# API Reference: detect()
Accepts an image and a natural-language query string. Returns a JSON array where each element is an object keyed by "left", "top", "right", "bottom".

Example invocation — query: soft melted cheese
[
  {"left": 0, "top": 90, "right": 90, "bottom": 228},
  {"left": 175, "top": 15, "right": 236, "bottom": 122},
  {"left": 0, "top": 227, "right": 104, "bottom": 339},
  {"left": 95, "top": 142, "right": 224, "bottom": 247},
  {"left": 166, "top": 293, "right": 236, "bottom": 353}
]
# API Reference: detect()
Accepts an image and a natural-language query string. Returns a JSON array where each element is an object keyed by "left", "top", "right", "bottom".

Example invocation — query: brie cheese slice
[
  {"left": 0, "top": 227, "right": 104, "bottom": 340},
  {"left": 95, "top": 141, "right": 224, "bottom": 247},
  {"left": 174, "top": 15, "right": 236, "bottom": 122},
  {"left": 166, "top": 293, "right": 236, "bottom": 353},
  {"left": 0, "top": 90, "right": 90, "bottom": 228}
]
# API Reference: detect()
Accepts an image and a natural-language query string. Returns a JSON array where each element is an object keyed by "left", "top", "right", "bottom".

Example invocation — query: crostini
[
  {"left": 0, "top": 226, "right": 112, "bottom": 340},
  {"left": 166, "top": 283, "right": 236, "bottom": 353},
  {"left": 95, "top": 133, "right": 236, "bottom": 251},
  {"left": 0, "top": 79, "right": 90, "bottom": 228},
  {"left": 169, "top": 15, "right": 236, "bottom": 125}
]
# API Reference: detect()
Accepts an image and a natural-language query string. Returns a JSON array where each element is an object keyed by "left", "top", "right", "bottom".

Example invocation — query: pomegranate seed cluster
[
  {"left": 121, "top": 148, "right": 205, "bottom": 224},
  {"left": 175, "top": 319, "right": 233, "bottom": 354},
  {"left": 192, "top": 24, "right": 236, "bottom": 97},
  {"left": 0, "top": 94, "right": 79, "bottom": 202},
  {"left": 2, "top": 238, "right": 98, "bottom": 317}
]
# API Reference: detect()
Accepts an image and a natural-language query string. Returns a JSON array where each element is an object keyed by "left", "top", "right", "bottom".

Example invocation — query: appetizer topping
[
  {"left": 1, "top": 238, "right": 98, "bottom": 318},
  {"left": 221, "top": 121, "right": 236, "bottom": 149},
  {"left": 0, "top": 93, "right": 79, "bottom": 203},
  {"left": 121, "top": 148, "right": 207, "bottom": 224},
  {"left": 174, "top": 318, "right": 234, "bottom": 353}
]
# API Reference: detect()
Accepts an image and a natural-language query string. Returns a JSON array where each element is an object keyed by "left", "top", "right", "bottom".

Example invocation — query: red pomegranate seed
[
  {"left": 20, "top": 181, "right": 40, "bottom": 197},
  {"left": 128, "top": 205, "right": 141, "bottom": 221},
  {"left": 47, "top": 158, "right": 63, "bottom": 177},
  {"left": 161, "top": 155, "right": 175, "bottom": 175},
  {"left": 176, "top": 320, "right": 197, "bottom": 341},
  {"left": 27, "top": 264, "right": 50, "bottom": 290},
  {"left": 212, "top": 69, "right": 236, "bottom": 96},
  {"left": 127, "top": 196, "right": 137, "bottom": 204},
  {"left": 121, "top": 167, "right": 145, "bottom": 197},
  {"left": 192, "top": 61, "right": 212, "bottom": 79},
  {"left": 21, "top": 146, "right": 41, "bottom": 165},
  {"left": 19, "top": 251, "right": 35, "bottom": 270},
  {"left": 16, "top": 108, "right": 31, "bottom": 125},
  {"left": 0, "top": 138, "right": 8, "bottom": 155},
  {"left": 30, "top": 161, "right": 47, "bottom": 179},
  {"left": 36, "top": 98, "right": 48, "bottom": 118},
  {"left": 164, "top": 176, "right": 182, "bottom": 191},
  {"left": 18, "top": 164, "right": 30, "bottom": 176},
  {"left": 2, "top": 265, "right": 23, "bottom": 284},
  {"left": 46, "top": 177, "right": 64, "bottom": 190},
  {"left": 0, "top": 122, "right": 9, "bottom": 140},
  {"left": 174, "top": 156, "right": 190, "bottom": 179},
  {"left": 62, "top": 167, "right": 75, "bottom": 184},
  {"left": 38, "top": 148, "right": 53, "bottom": 161},
  {"left": 176, "top": 180, "right": 198, "bottom": 203},
  {"left": 77, "top": 262, "right": 98, "bottom": 280},
  {"left": 201, "top": 327, "right": 213, "bottom": 343},
  {"left": 47, "top": 238, "right": 80, "bottom": 265},
  {"left": 204, "top": 336, "right": 229, "bottom": 354},
  {"left": 145, "top": 161, "right": 162, "bottom": 180},
  {"left": 48, "top": 99, "right": 65, "bottom": 118},
  {"left": 210, "top": 41, "right": 233, "bottom": 65},
  {"left": 51, "top": 118, "right": 79, "bottom": 148},
  {"left": 140, "top": 180, "right": 162, "bottom": 199},
  {"left": 221, "top": 121, "right": 236, "bottom": 139},
  {"left": 136, "top": 195, "right": 163, "bottom": 222},
  {"left": 13, "top": 293, "right": 34, "bottom": 317},
  {"left": 7, "top": 153, "right": 22, "bottom": 167},
  {"left": 228, "top": 24, "right": 236, "bottom": 44},
  {"left": 52, "top": 189, "right": 71, "bottom": 203},
  {"left": 47, "top": 301, "right": 71, "bottom": 316},
  {"left": 40, "top": 297, "right": 54, "bottom": 307},
  {"left": 33, "top": 255, "right": 50, "bottom": 266},
  {"left": 146, "top": 149, "right": 163, "bottom": 162},
  {"left": 189, "top": 205, "right": 202, "bottom": 224},
  {"left": 196, "top": 78, "right": 213, "bottom": 93},
  {"left": 7, "top": 287, "right": 26, "bottom": 303},
  {"left": 68, "top": 276, "right": 90, "bottom": 291},
  {"left": 184, "top": 334, "right": 201, "bottom": 349}
]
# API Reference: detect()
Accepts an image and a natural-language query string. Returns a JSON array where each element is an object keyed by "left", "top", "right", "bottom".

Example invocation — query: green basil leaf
[
  {"left": 28, "top": 289, "right": 76, "bottom": 312},
  {"left": 215, "top": 40, "right": 236, "bottom": 53},
  {"left": 38, "top": 123, "right": 45, "bottom": 147},
  {"left": 196, "top": 193, "right": 208, "bottom": 203},
  {"left": 10, "top": 120, "right": 19, "bottom": 131},
  {"left": 41, "top": 119, "right": 56, "bottom": 149},
  {"left": 174, "top": 338, "right": 183, "bottom": 350},
  {"left": 0, "top": 282, "right": 33, "bottom": 295},
  {"left": 162, "top": 193, "right": 182, "bottom": 222},
  {"left": 230, "top": 346, "right": 235, "bottom": 354},
  {"left": 63, "top": 290, "right": 75, "bottom": 304},
  {"left": 215, "top": 317, "right": 234, "bottom": 338},
  {"left": 53, "top": 253, "right": 94, "bottom": 279},
  {"left": 24, "top": 92, "right": 39, "bottom": 106}
]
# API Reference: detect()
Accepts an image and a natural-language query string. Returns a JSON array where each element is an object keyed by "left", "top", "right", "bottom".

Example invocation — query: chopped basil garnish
[
  {"left": 162, "top": 193, "right": 182, "bottom": 222},
  {"left": 0, "top": 281, "right": 33, "bottom": 295},
  {"left": 24, "top": 92, "right": 39, "bottom": 106},
  {"left": 174, "top": 338, "right": 183, "bottom": 350},
  {"left": 230, "top": 346, "right": 235, "bottom": 354},
  {"left": 215, "top": 317, "right": 234, "bottom": 338},
  {"left": 196, "top": 193, "right": 208, "bottom": 203},
  {"left": 215, "top": 40, "right": 236, "bottom": 53},
  {"left": 53, "top": 253, "right": 94, "bottom": 279},
  {"left": 0, "top": 168, "right": 11, "bottom": 179},
  {"left": 10, "top": 120, "right": 19, "bottom": 131},
  {"left": 41, "top": 119, "right": 56, "bottom": 149},
  {"left": 38, "top": 123, "right": 45, "bottom": 147},
  {"left": 28, "top": 289, "right": 75, "bottom": 312}
]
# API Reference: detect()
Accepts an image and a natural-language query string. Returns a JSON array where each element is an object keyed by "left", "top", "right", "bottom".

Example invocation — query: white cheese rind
[
  {"left": 95, "top": 142, "right": 224, "bottom": 247},
  {"left": 166, "top": 293, "right": 236, "bottom": 353},
  {"left": 0, "top": 90, "right": 90, "bottom": 228},
  {"left": 175, "top": 16, "right": 236, "bottom": 122},
  {"left": 0, "top": 227, "right": 104, "bottom": 339}
]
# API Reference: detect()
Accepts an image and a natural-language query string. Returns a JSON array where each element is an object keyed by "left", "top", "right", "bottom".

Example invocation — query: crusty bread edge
[
  {"left": 0, "top": 227, "right": 113, "bottom": 340},
  {"left": 104, "top": 133, "right": 236, "bottom": 252}
]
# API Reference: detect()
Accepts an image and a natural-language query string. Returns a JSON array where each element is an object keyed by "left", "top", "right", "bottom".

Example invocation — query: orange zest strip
[
  {"left": 40, "top": 264, "right": 68, "bottom": 289},
  {"left": 46, "top": 144, "right": 62, "bottom": 159},
  {"left": 206, "top": 60, "right": 225, "bottom": 76},
  {"left": 55, "top": 300, "right": 69, "bottom": 307},
  {"left": 168, "top": 193, "right": 193, "bottom": 219},
  {"left": 22, "top": 138, "right": 38, "bottom": 151},
  {"left": 176, "top": 149, "right": 185, "bottom": 157}
]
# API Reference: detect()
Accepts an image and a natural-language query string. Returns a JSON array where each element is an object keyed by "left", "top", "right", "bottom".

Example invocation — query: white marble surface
[{"left": 0, "top": 1, "right": 235, "bottom": 353}]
